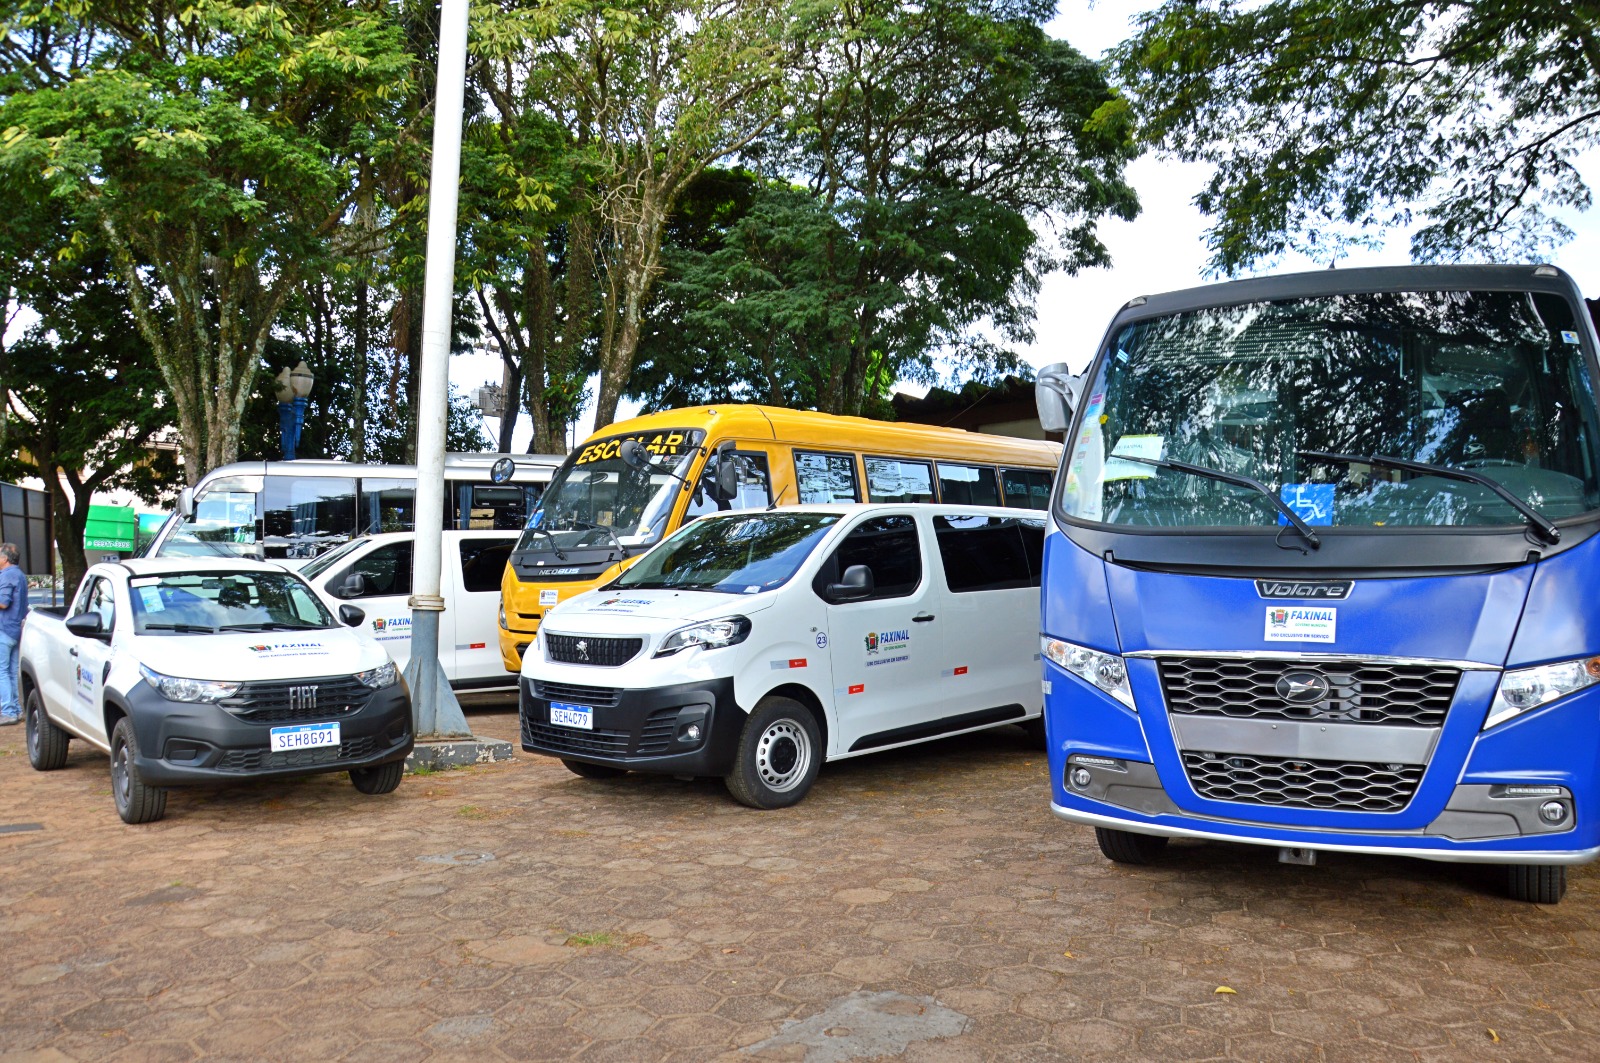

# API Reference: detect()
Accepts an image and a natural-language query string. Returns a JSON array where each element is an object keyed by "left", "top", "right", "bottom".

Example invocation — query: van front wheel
[{"left": 725, "top": 697, "right": 821, "bottom": 809}]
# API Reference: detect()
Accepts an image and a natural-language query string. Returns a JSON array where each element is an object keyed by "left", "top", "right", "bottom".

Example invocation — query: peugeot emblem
[
  {"left": 576, "top": 639, "right": 590, "bottom": 662},
  {"left": 1275, "top": 671, "right": 1329, "bottom": 704}
]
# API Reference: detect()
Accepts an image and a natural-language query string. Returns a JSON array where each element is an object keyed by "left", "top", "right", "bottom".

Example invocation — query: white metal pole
[{"left": 407, "top": 0, "right": 472, "bottom": 738}]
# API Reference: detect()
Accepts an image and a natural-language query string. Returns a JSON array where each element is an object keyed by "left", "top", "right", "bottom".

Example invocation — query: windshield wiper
[
  {"left": 1299, "top": 450, "right": 1560, "bottom": 544},
  {"left": 140, "top": 622, "right": 217, "bottom": 634},
  {"left": 525, "top": 526, "right": 567, "bottom": 561},
  {"left": 222, "top": 622, "right": 321, "bottom": 631},
  {"left": 568, "top": 518, "right": 627, "bottom": 555},
  {"left": 1114, "top": 454, "right": 1321, "bottom": 550}
]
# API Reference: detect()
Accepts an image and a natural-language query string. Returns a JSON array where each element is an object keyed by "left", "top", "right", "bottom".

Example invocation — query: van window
[
  {"left": 820, "top": 514, "right": 922, "bottom": 600},
  {"left": 795, "top": 451, "right": 860, "bottom": 504},
  {"left": 263, "top": 477, "right": 357, "bottom": 559},
  {"left": 865, "top": 457, "right": 935, "bottom": 503},
  {"left": 934, "top": 515, "right": 1045, "bottom": 592},
  {"left": 936, "top": 463, "right": 1001, "bottom": 506},
  {"left": 1001, "top": 468, "right": 1052, "bottom": 510},
  {"left": 459, "top": 539, "right": 513, "bottom": 593},
  {"left": 684, "top": 452, "right": 774, "bottom": 519},
  {"left": 332, "top": 542, "right": 413, "bottom": 599}
]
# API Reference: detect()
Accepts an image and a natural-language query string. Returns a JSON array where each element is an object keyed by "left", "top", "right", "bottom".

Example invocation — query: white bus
[{"left": 147, "top": 453, "right": 564, "bottom": 563}]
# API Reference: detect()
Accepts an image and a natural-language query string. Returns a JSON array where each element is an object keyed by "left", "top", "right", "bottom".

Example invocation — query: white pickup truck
[{"left": 20, "top": 558, "right": 414, "bottom": 823}]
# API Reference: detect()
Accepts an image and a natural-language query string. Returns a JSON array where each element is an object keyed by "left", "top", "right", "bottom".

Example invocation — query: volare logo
[{"left": 1255, "top": 579, "right": 1353, "bottom": 600}]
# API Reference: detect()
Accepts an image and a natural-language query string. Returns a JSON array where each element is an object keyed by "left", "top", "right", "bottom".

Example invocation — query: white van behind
[
  {"left": 518, "top": 504, "right": 1045, "bottom": 807},
  {"left": 299, "top": 530, "right": 516, "bottom": 692}
]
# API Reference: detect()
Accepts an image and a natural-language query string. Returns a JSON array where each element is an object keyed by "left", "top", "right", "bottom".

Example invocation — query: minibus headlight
[
  {"left": 139, "top": 665, "right": 240, "bottom": 704},
  {"left": 1485, "top": 656, "right": 1600, "bottom": 729},
  {"left": 656, "top": 616, "right": 752, "bottom": 657},
  {"left": 1041, "top": 637, "right": 1135, "bottom": 709},
  {"left": 498, "top": 603, "right": 508, "bottom": 630}
]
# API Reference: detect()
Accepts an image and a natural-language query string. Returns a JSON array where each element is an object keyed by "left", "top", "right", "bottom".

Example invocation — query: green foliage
[{"left": 1112, "top": 0, "right": 1600, "bottom": 273}]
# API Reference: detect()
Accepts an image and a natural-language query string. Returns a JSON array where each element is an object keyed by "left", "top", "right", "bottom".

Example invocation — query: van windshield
[{"left": 614, "top": 512, "right": 841, "bottom": 594}]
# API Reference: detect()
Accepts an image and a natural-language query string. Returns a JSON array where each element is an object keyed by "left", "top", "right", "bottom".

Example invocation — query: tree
[
  {"left": 0, "top": 257, "right": 179, "bottom": 591},
  {"left": 635, "top": 0, "right": 1140, "bottom": 416},
  {"left": 0, "top": 0, "right": 412, "bottom": 483},
  {"left": 1111, "top": 0, "right": 1600, "bottom": 273}
]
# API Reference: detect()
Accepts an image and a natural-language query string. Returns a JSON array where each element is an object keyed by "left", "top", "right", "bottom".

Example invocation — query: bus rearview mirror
[{"left": 1036, "top": 362, "right": 1080, "bottom": 433}]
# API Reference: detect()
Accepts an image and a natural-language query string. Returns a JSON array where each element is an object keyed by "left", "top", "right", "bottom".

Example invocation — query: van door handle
[
  {"left": 912, "top": 613, "right": 936, "bottom": 623},
  {"left": 69, "top": 647, "right": 79, "bottom": 657}
]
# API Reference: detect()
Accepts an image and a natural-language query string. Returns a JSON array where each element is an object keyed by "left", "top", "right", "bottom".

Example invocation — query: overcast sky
[{"left": 460, "top": 0, "right": 1600, "bottom": 448}]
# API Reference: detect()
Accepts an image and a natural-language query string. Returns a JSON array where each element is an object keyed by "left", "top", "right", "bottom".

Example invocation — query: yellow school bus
[{"left": 496, "top": 404, "right": 1061, "bottom": 670}]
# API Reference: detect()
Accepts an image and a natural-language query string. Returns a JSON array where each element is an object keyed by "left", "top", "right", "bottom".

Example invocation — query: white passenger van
[
  {"left": 298, "top": 530, "right": 517, "bottom": 692},
  {"left": 518, "top": 504, "right": 1046, "bottom": 807}
]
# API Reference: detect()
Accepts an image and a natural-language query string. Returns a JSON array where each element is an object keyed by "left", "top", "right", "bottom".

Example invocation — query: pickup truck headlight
[
  {"left": 1041, "top": 637, "right": 1135, "bottom": 709},
  {"left": 356, "top": 661, "right": 399, "bottom": 689},
  {"left": 1485, "top": 656, "right": 1600, "bottom": 729},
  {"left": 138, "top": 665, "right": 241, "bottom": 704},
  {"left": 655, "top": 616, "right": 752, "bottom": 657}
]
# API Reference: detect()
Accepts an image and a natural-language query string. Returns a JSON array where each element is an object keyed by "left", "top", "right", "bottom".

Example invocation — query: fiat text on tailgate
[{"left": 18, "top": 558, "right": 413, "bottom": 822}]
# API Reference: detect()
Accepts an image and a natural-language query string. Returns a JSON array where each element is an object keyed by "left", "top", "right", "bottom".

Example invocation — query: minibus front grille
[
  {"left": 544, "top": 634, "right": 644, "bottom": 667},
  {"left": 1181, "top": 751, "right": 1423, "bottom": 812},
  {"left": 1158, "top": 657, "right": 1459, "bottom": 727}
]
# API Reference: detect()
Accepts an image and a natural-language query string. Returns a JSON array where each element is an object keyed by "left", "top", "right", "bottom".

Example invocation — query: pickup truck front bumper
[{"left": 125, "top": 680, "right": 413, "bottom": 786}]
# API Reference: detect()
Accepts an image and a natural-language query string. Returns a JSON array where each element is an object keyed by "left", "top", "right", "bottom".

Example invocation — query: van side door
[
  {"left": 930, "top": 514, "right": 1046, "bottom": 719},
  {"left": 453, "top": 536, "right": 515, "bottom": 685},
  {"left": 326, "top": 540, "right": 416, "bottom": 670},
  {"left": 818, "top": 512, "right": 946, "bottom": 754}
]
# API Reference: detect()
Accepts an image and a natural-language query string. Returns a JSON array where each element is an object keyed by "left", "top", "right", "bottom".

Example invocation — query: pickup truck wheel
[
  {"left": 1507, "top": 864, "right": 1566, "bottom": 904},
  {"left": 563, "top": 759, "right": 627, "bottom": 780},
  {"left": 725, "top": 697, "right": 821, "bottom": 809},
  {"left": 110, "top": 718, "right": 167, "bottom": 825},
  {"left": 1095, "top": 827, "right": 1168, "bottom": 865},
  {"left": 350, "top": 761, "right": 405, "bottom": 795},
  {"left": 25, "top": 688, "right": 69, "bottom": 771}
]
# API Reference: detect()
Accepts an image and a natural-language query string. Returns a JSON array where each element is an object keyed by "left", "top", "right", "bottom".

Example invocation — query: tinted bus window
[
  {"left": 262, "top": 478, "right": 357, "bottom": 559},
  {"left": 934, "top": 515, "right": 1044, "bottom": 592},
  {"left": 865, "top": 457, "right": 935, "bottom": 503},
  {"left": 684, "top": 453, "right": 774, "bottom": 519},
  {"left": 937, "top": 463, "right": 1001, "bottom": 506},
  {"left": 795, "top": 451, "right": 860, "bottom": 504},
  {"left": 1001, "top": 468, "right": 1052, "bottom": 510},
  {"left": 360, "top": 478, "right": 416, "bottom": 534}
]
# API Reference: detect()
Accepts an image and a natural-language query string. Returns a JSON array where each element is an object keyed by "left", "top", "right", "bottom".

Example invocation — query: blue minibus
[{"left": 1034, "top": 265, "right": 1600, "bottom": 903}]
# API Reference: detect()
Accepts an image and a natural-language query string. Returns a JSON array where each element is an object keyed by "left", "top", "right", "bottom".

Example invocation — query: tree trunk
[
  {"left": 44, "top": 473, "right": 88, "bottom": 595},
  {"left": 353, "top": 277, "right": 368, "bottom": 461}
]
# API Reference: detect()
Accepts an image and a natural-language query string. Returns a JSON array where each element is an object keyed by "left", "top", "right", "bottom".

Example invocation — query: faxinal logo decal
[
  {"left": 864, "top": 629, "right": 910, "bottom": 655},
  {"left": 1268, "top": 608, "right": 1289, "bottom": 627}
]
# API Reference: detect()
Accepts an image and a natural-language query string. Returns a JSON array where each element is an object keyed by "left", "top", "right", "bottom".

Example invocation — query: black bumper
[
  {"left": 127, "top": 680, "right": 414, "bottom": 786},
  {"left": 520, "top": 675, "right": 746, "bottom": 775}
]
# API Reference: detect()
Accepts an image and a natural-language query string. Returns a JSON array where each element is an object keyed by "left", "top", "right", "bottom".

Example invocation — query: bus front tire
[
  {"left": 725, "top": 698, "right": 821, "bottom": 809},
  {"left": 1506, "top": 864, "right": 1566, "bottom": 904},
  {"left": 1094, "top": 826, "right": 1168, "bottom": 865}
]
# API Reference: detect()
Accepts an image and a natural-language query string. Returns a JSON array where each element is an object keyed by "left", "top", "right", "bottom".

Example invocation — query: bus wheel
[
  {"left": 563, "top": 759, "right": 627, "bottom": 780},
  {"left": 1507, "top": 864, "right": 1566, "bottom": 904},
  {"left": 725, "top": 697, "right": 820, "bottom": 809},
  {"left": 1019, "top": 717, "right": 1047, "bottom": 748},
  {"left": 1094, "top": 827, "right": 1168, "bottom": 865}
]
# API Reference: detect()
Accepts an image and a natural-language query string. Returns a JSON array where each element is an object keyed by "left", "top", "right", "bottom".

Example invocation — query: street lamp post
[{"left": 275, "top": 361, "right": 315, "bottom": 460}]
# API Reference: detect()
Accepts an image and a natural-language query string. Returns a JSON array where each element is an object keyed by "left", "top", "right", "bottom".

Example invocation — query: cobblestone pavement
[{"left": 3, "top": 701, "right": 1598, "bottom": 1063}]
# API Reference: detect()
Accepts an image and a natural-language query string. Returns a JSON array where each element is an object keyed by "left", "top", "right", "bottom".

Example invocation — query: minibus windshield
[
  {"left": 613, "top": 512, "right": 842, "bottom": 594},
  {"left": 517, "top": 429, "right": 705, "bottom": 554},
  {"left": 1061, "top": 289, "right": 1600, "bottom": 531}
]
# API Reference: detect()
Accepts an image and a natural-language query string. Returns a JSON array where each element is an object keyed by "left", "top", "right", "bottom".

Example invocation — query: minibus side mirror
[
  {"left": 340, "top": 573, "right": 368, "bottom": 598},
  {"left": 176, "top": 487, "right": 195, "bottom": 520},
  {"left": 1035, "top": 362, "right": 1080, "bottom": 433},
  {"left": 65, "top": 612, "right": 105, "bottom": 639},
  {"left": 708, "top": 441, "right": 739, "bottom": 503},
  {"left": 619, "top": 438, "right": 653, "bottom": 472},
  {"left": 827, "top": 564, "right": 875, "bottom": 602},
  {"left": 338, "top": 604, "right": 366, "bottom": 627}
]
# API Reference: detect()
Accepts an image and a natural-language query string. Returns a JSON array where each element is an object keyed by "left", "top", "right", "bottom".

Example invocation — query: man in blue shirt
[{"left": 0, "top": 542, "right": 28, "bottom": 724}]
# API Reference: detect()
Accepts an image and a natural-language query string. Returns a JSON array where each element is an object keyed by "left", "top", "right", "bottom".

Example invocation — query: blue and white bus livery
[{"left": 1034, "top": 264, "right": 1600, "bottom": 903}]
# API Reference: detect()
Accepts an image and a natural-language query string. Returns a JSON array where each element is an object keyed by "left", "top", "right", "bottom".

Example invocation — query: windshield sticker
[
  {"left": 539, "top": 589, "right": 559, "bottom": 606},
  {"left": 575, "top": 431, "right": 692, "bottom": 466},
  {"left": 744, "top": 585, "right": 761, "bottom": 594},
  {"left": 1279, "top": 483, "right": 1336, "bottom": 526},
  {"left": 138, "top": 586, "right": 166, "bottom": 612},
  {"left": 1106, "top": 434, "right": 1162, "bottom": 481},
  {"left": 130, "top": 577, "right": 160, "bottom": 588},
  {"left": 770, "top": 658, "right": 808, "bottom": 670},
  {"left": 1562, "top": 330, "right": 1580, "bottom": 345},
  {"left": 246, "top": 641, "right": 331, "bottom": 657},
  {"left": 1264, "top": 606, "right": 1337, "bottom": 643}
]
